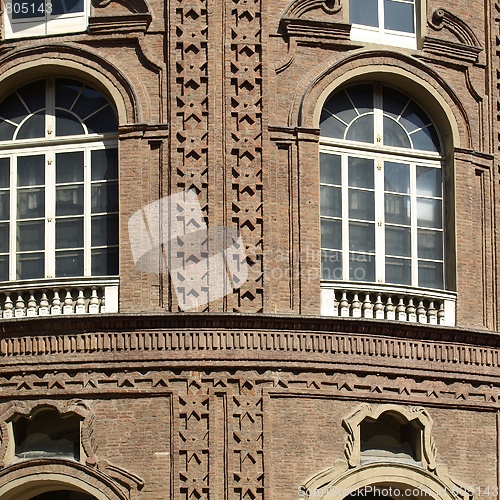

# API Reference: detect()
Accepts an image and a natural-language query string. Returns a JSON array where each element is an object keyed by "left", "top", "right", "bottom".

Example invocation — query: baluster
[
  {"left": 89, "top": 288, "right": 99, "bottom": 314},
  {"left": 100, "top": 294, "right": 106, "bottom": 313},
  {"left": 362, "top": 293, "right": 373, "bottom": 319},
  {"left": 351, "top": 293, "right": 361, "bottom": 318},
  {"left": 332, "top": 292, "right": 339, "bottom": 317},
  {"left": 374, "top": 294, "right": 384, "bottom": 319},
  {"left": 63, "top": 290, "right": 74, "bottom": 314},
  {"left": 3, "top": 293, "right": 13, "bottom": 319},
  {"left": 75, "top": 289, "right": 86, "bottom": 314},
  {"left": 26, "top": 292, "right": 37, "bottom": 317},
  {"left": 39, "top": 292, "right": 50, "bottom": 316},
  {"left": 14, "top": 294, "right": 25, "bottom": 318},
  {"left": 51, "top": 290, "right": 61, "bottom": 315},
  {"left": 417, "top": 301, "right": 427, "bottom": 323},
  {"left": 437, "top": 303, "right": 445, "bottom": 325},
  {"left": 427, "top": 301, "right": 437, "bottom": 325},
  {"left": 385, "top": 297, "right": 395, "bottom": 320},
  {"left": 406, "top": 299, "right": 417, "bottom": 322},
  {"left": 396, "top": 298, "right": 406, "bottom": 322},
  {"left": 339, "top": 292, "right": 349, "bottom": 317}
]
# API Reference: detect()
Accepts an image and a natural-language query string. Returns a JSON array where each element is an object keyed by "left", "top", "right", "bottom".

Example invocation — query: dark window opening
[{"left": 29, "top": 492, "right": 97, "bottom": 500}]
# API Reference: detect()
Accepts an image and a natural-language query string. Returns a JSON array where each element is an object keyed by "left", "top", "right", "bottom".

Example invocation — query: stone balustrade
[
  {"left": 321, "top": 283, "right": 456, "bottom": 326},
  {"left": 0, "top": 279, "right": 119, "bottom": 319}
]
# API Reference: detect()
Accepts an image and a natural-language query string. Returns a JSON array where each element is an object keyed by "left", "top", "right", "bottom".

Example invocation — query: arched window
[
  {"left": 320, "top": 83, "right": 444, "bottom": 290},
  {"left": 0, "top": 77, "right": 118, "bottom": 282}
]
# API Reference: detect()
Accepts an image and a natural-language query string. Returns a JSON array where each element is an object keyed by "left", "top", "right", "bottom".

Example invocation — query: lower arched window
[
  {"left": 0, "top": 77, "right": 118, "bottom": 282},
  {"left": 320, "top": 83, "right": 445, "bottom": 290}
]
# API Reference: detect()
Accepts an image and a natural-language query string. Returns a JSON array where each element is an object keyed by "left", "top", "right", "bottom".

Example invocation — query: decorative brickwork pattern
[{"left": 228, "top": 0, "right": 264, "bottom": 312}]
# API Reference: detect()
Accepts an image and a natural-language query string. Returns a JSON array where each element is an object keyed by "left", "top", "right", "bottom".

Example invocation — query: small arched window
[
  {"left": 320, "top": 83, "right": 445, "bottom": 290},
  {"left": 0, "top": 77, "right": 118, "bottom": 282}
]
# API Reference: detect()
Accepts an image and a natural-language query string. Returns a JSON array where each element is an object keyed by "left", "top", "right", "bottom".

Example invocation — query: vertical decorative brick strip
[
  {"left": 228, "top": 0, "right": 264, "bottom": 312},
  {"left": 172, "top": 0, "right": 210, "bottom": 310},
  {"left": 178, "top": 379, "right": 211, "bottom": 499},
  {"left": 232, "top": 380, "right": 264, "bottom": 499}
]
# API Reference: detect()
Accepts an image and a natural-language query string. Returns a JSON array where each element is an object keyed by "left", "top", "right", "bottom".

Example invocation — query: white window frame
[
  {"left": 4, "top": 0, "right": 89, "bottom": 39},
  {"left": 349, "top": 0, "right": 417, "bottom": 49}
]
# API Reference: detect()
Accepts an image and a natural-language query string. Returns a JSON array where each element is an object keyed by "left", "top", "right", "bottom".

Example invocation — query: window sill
[{"left": 320, "top": 282, "right": 456, "bottom": 326}]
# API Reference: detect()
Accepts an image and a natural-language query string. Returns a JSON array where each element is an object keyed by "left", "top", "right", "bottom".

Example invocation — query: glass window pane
[
  {"left": 56, "top": 109, "right": 85, "bottom": 137},
  {"left": 384, "top": 0, "right": 415, "bottom": 33},
  {"left": 384, "top": 161, "right": 410, "bottom": 193},
  {"left": 411, "top": 127, "right": 441, "bottom": 152},
  {"left": 418, "top": 229, "right": 443, "bottom": 260},
  {"left": 18, "top": 188, "right": 45, "bottom": 219},
  {"left": 400, "top": 101, "right": 432, "bottom": 133},
  {"left": 385, "top": 226, "right": 411, "bottom": 257},
  {"left": 320, "top": 153, "right": 341, "bottom": 185},
  {"left": 92, "top": 248, "right": 119, "bottom": 276},
  {"left": 321, "top": 219, "right": 342, "bottom": 250},
  {"left": 56, "top": 151, "right": 84, "bottom": 183},
  {"left": 320, "top": 111, "right": 346, "bottom": 139},
  {"left": 346, "top": 85, "right": 374, "bottom": 116},
  {"left": 0, "top": 256, "right": 8, "bottom": 281},
  {"left": 18, "top": 155, "right": 44, "bottom": 186},
  {"left": 17, "top": 81, "right": 45, "bottom": 112},
  {"left": 350, "top": 0, "right": 378, "bottom": 27},
  {"left": 91, "top": 149, "right": 118, "bottom": 180},
  {"left": 11, "top": 0, "right": 45, "bottom": 18},
  {"left": 17, "top": 252, "right": 44, "bottom": 280},
  {"left": 17, "top": 220, "right": 44, "bottom": 251},
  {"left": 56, "top": 185, "right": 84, "bottom": 216},
  {"left": 72, "top": 87, "right": 108, "bottom": 120},
  {"left": 385, "top": 194, "right": 410, "bottom": 225},
  {"left": 323, "top": 90, "right": 358, "bottom": 125},
  {"left": 418, "top": 261, "right": 444, "bottom": 289},
  {"left": 349, "top": 190, "right": 375, "bottom": 220},
  {"left": 383, "top": 87, "right": 410, "bottom": 120},
  {"left": 416, "top": 166, "right": 442, "bottom": 197},
  {"left": 322, "top": 250, "right": 342, "bottom": 280},
  {"left": 56, "top": 250, "right": 84, "bottom": 277},
  {"left": 349, "top": 253, "right": 375, "bottom": 282},
  {"left": 386, "top": 257, "right": 411, "bottom": 285},
  {"left": 383, "top": 116, "right": 411, "bottom": 148},
  {"left": 85, "top": 106, "right": 118, "bottom": 134},
  {"left": 16, "top": 111, "right": 45, "bottom": 140},
  {"left": 321, "top": 185, "right": 341, "bottom": 217},
  {"left": 349, "top": 221, "right": 375, "bottom": 252},
  {"left": 417, "top": 198, "right": 442, "bottom": 228},
  {"left": 0, "top": 122, "right": 16, "bottom": 141},
  {"left": 0, "top": 158, "right": 10, "bottom": 188},
  {"left": 346, "top": 114, "right": 374, "bottom": 143},
  {"left": 92, "top": 214, "right": 119, "bottom": 247},
  {"left": 51, "top": 0, "right": 84, "bottom": 15},
  {"left": 91, "top": 182, "right": 118, "bottom": 213},
  {"left": 55, "top": 79, "right": 83, "bottom": 110},
  {"left": 0, "top": 92, "right": 28, "bottom": 124},
  {"left": 348, "top": 157, "right": 374, "bottom": 188},
  {"left": 56, "top": 218, "right": 83, "bottom": 249},
  {"left": 0, "top": 224, "right": 9, "bottom": 253},
  {"left": 0, "top": 192, "right": 10, "bottom": 220}
]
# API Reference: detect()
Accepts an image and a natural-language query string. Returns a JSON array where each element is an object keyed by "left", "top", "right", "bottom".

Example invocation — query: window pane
[
  {"left": 0, "top": 192, "right": 10, "bottom": 220},
  {"left": 321, "top": 219, "right": 342, "bottom": 250},
  {"left": 348, "top": 157, "right": 374, "bottom": 188},
  {"left": 350, "top": 0, "right": 378, "bottom": 27},
  {"left": 349, "top": 253, "right": 375, "bottom": 282},
  {"left": 92, "top": 214, "right": 119, "bottom": 247},
  {"left": 56, "top": 185, "right": 84, "bottom": 216},
  {"left": 349, "top": 221, "right": 375, "bottom": 252},
  {"left": 384, "top": 0, "right": 415, "bottom": 33},
  {"left": 418, "top": 261, "right": 444, "bottom": 289},
  {"left": 11, "top": 0, "right": 45, "bottom": 18},
  {"left": 0, "top": 122, "right": 16, "bottom": 141},
  {"left": 385, "top": 226, "right": 411, "bottom": 257},
  {"left": 417, "top": 229, "right": 443, "bottom": 260},
  {"left": 0, "top": 92, "right": 27, "bottom": 124},
  {"left": 85, "top": 106, "right": 118, "bottom": 134},
  {"left": 320, "top": 110, "right": 346, "bottom": 139},
  {"left": 383, "top": 87, "right": 409, "bottom": 119},
  {"left": 321, "top": 185, "right": 341, "bottom": 217},
  {"left": 18, "top": 188, "right": 44, "bottom": 219},
  {"left": 0, "top": 224, "right": 9, "bottom": 253},
  {"left": 411, "top": 127, "right": 440, "bottom": 152},
  {"left": 400, "top": 102, "right": 432, "bottom": 133},
  {"left": 417, "top": 199, "right": 442, "bottom": 228},
  {"left": 92, "top": 248, "right": 119, "bottom": 276},
  {"left": 72, "top": 87, "right": 108, "bottom": 120},
  {"left": 321, "top": 250, "right": 342, "bottom": 280},
  {"left": 56, "top": 218, "right": 83, "bottom": 249},
  {"left": 17, "top": 252, "right": 44, "bottom": 280},
  {"left": 56, "top": 151, "right": 84, "bottom": 183},
  {"left": 0, "top": 256, "right": 8, "bottom": 281},
  {"left": 91, "top": 182, "right": 118, "bottom": 213},
  {"left": 18, "top": 81, "right": 45, "bottom": 112},
  {"left": 91, "top": 149, "right": 118, "bottom": 180},
  {"left": 51, "top": 0, "right": 84, "bottom": 15},
  {"left": 346, "top": 85, "right": 374, "bottom": 116},
  {"left": 385, "top": 161, "right": 410, "bottom": 193},
  {"left": 323, "top": 90, "right": 358, "bottom": 125},
  {"left": 383, "top": 116, "right": 411, "bottom": 148},
  {"left": 55, "top": 79, "right": 83, "bottom": 110},
  {"left": 386, "top": 257, "right": 411, "bottom": 285},
  {"left": 56, "top": 109, "right": 85, "bottom": 136},
  {"left": 18, "top": 155, "right": 44, "bottom": 186},
  {"left": 0, "top": 158, "right": 10, "bottom": 189},
  {"left": 56, "top": 250, "right": 84, "bottom": 277},
  {"left": 17, "top": 220, "right": 44, "bottom": 251},
  {"left": 320, "top": 153, "right": 341, "bottom": 185},
  {"left": 349, "top": 190, "right": 374, "bottom": 220},
  {"left": 346, "top": 114, "right": 374, "bottom": 143},
  {"left": 16, "top": 112, "right": 45, "bottom": 140},
  {"left": 416, "top": 166, "right": 442, "bottom": 197},
  {"left": 385, "top": 194, "right": 410, "bottom": 225}
]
